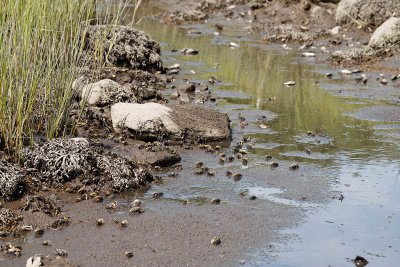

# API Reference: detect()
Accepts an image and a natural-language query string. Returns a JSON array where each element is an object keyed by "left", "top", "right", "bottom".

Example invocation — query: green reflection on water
[{"left": 127, "top": 2, "right": 399, "bottom": 162}]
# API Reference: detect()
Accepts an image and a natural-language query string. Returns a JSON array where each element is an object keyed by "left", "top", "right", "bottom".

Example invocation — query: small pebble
[
  {"left": 131, "top": 199, "right": 142, "bottom": 207},
  {"left": 126, "top": 252, "right": 134, "bottom": 258},
  {"left": 121, "top": 220, "right": 128, "bottom": 227},
  {"left": 34, "top": 228, "right": 45, "bottom": 238},
  {"left": 270, "top": 162, "right": 279, "bottom": 169},
  {"left": 207, "top": 170, "right": 216, "bottom": 176},
  {"left": 289, "top": 163, "right": 299, "bottom": 170},
  {"left": 249, "top": 195, "right": 257, "bottom": 200},
  {"left": 283, "top": 81, "right": 295, "bottom": 86},
  {"left": 195, "top": 161, "right": 204, "bottom": 168},
  {"left": 233, "top": 173, "right": 242, "bottom": 181},
  {"left": 42, "top": 240, "right": 51, "bottom": 246},
  {"left": 211, "top": 237, "right": 221, "bottom": 246},
  {"left": 96, "top": 218, "right": 104, "bottom": 226},
  {"left": 55, "top": 249, "right": 68, "bottom": 257},
  {"left": 210, "top": 198, "right": 221, "bottom": 205},
  {"left": 152, "top": 192, "right": 164, "bottom": 199},
  {"left": 129, "top": 207, "right": 144, "bottom": 214}
]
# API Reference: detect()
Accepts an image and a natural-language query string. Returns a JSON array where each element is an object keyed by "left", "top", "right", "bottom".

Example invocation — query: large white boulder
[
  {"left": 111, "top": 102, "right": 180, "bottom": 136},
  {"left": 369, "top": 17, "right": 400, "bottom": 46}
]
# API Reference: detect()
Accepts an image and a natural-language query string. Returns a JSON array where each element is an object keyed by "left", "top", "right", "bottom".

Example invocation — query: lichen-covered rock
[
  {"left": 81, "top": 79, "right": 136, "bottom": 106},
  {"left": 369, "top": 17, "right": 400, "bottom": 47},
  {"left": 23, "top": 138, "right": 152, "bottom": 191},
  {"left": 0, "top": 161, "right": 24, "bottom": 200},
  {"left": 84, "top": 25, "right": 162, "bottom": 71},
  {"left": 21, "top": 195, "right": 61, "bottom": 217},
  {"left": 336, "top": 0, "right": 400, "bottom": 29},
  {"left": 0, "top": 208, "right": 19, "bottom": 231}
]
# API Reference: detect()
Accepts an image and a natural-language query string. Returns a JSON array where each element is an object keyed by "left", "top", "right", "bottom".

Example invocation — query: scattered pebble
[
  {"left": 210, "top": 198, "right": 221, "bottom": 205},
  {"left": 207, "top": 170, "right": 216, "bottom": 176},
  {"left": 129, "top": 207, "right": 144, "bottom": 214},
  {"left": 301, "top": 52, "right": 316, "bottom": 57},
  {"left": 126, "top": 251, "right": 134, "bottom": 258},
  {"left": 152, "top": 192, "right": 163, "bottom": 199},
  {"left": 270, "top": 162, "right": 279, "bottom": 169},
  {"left": 289, "top": 163, "right": 299, "bottom": 170},
  {"left": 180, "top": 48, "right": 199, "bottom": 55},
  {"left": 42, "top": 240, "right": 51, "bottom": 246},
  {"left": 353, "top": 256, "right": 368, "bottom": 267},
  {"left": 21, "top": 225, "right": 33, "bottom": 231},
  {"left": 55, "top": 249, "right": 68, "bottom": 257},
  {"left": 195, "top": 161, "right": 204, "bottom": 168},
  {"left": 380, "top": 78, "right": 388, "bottom": 85},
  {"left": 131, "top": 199, "right": 142, "bottom": 207},
  {"left": 283, "top": 81, "right": 296, "bottom": 86},
  {"left": 229, "top": 42, "right": 240, "bottom": 48},
  {"left": 1, "top": 243, "right": 22, "bottom": 256},
  {"left": 233, "top": 173, "right": 242, "bottom": 181},
  {"left": 34, "top": 228, "right": 45, "bottom": 238},
  {"left": 121, "top": 220, "right": 128, "bottom": 227},
  {"left": 339, "top": 69, "right": 352, "bottom": 74},
  {"left": 211, "top": 237, "right": 221, "bottom": 246},
  {"left": 96, "top": 218, "right": 104, "bottom": 226},
  {"left": 249, "top": 195, "right": 257, "bottom": 200}
]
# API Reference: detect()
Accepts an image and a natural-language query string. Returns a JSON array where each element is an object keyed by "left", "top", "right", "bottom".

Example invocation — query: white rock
[
  {"left": 330, "top": 26, "right": 341, "bottom": 35},
  {"left": 283, "top": 81, "right": 296, "bottom": 86},
  {"left": 301, "top": 52, "right": 316, "bottom": 57},
  {"left": 369, "top": 17, "right": 400, "bottom": 46},
  {"left": 167, "top": 63, "right": 180, "bottom": 70},
  {"left": 81, "top": 79, "right": 120, "bottom": 106},
  {"left": 111, "top": 103, "right": 180, "bottom": 134},
  {"left": 339, "top": 69, "right": 352, "bottom": 74},
  {"left": 229, "top": 42, "right": 240, "bottom": 48},
  {"left": 26, "top": 255, "right": 42, "bottom": 267}
]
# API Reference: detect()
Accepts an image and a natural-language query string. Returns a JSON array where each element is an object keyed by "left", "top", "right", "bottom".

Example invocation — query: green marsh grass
[{"left": 0, "top": 0, "right": 138, "bottom": 162}]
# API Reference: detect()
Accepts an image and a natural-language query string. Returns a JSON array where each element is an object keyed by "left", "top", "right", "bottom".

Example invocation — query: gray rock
[
  {"left": 369, "top": 17, "right": 400, "bottom": 47},
  {"left": 131, "top": 147, "right": 181, "bottom": 167},
  {"left": 177, "top": 82, "right": 196, "bottom": 92},
  {"left": 336, "top": 0, "right": 400, "bottom": 28},
  {"left": 84, "top": 25, "right": 162, "bottom": 70}
]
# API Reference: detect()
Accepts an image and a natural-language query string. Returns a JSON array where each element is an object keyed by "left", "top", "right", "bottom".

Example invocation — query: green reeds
[{"left": 0, "top": 0, "right": 136, "bottom": 162}]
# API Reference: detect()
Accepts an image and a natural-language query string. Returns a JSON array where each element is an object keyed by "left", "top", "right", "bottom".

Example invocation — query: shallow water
[{"left": 127, "top": 1, "right": 400, "bottom": 266}]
